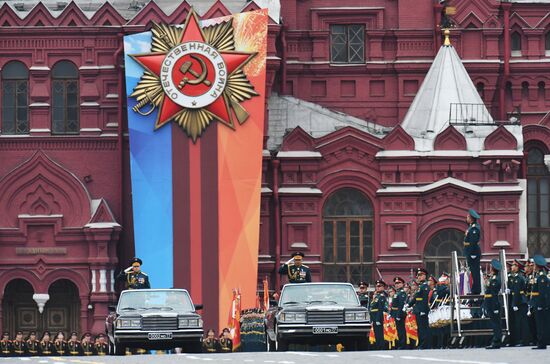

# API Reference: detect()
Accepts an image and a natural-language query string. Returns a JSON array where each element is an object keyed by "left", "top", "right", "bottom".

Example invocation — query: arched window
[
  {"left": 2, "top": 61, "right": 29, "bottom": 134},
  {"left": 52, "top": 61, "right": 79, "bottom": 134},
  {"left": 424, "top": 229, "right": 464, "bottom": 277},
  {"left": 545, "top": 32, "right": 550, "bottom": 56},
  {"left": 538, "top": 81, "right": 546, "bottom": 101},
  {"left": 522, "top": 81, "right": 529, "bottom": 100},
  {"left": 322, "top": 188, "right": 374, "bottom": 284},
  {"left": 527, "top": 147, "right": 550, "bottom": 256},
  {"left": 511, "top": 32, "right": 522, "bottom": 56}
]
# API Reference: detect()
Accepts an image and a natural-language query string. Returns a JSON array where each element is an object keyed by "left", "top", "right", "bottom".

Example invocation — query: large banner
[{"left": 124, "top": 9, "right": 267, "bottom": 329}]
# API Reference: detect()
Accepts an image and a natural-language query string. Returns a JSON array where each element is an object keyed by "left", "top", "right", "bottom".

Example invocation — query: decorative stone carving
[{"left": 33, "top": 293, "right": 50, "bottom": 314}]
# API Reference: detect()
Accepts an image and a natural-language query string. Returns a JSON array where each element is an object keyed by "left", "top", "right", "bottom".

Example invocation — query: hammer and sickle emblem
[{"left": 178, "top": 54, "right": 211, "bottom": 89}]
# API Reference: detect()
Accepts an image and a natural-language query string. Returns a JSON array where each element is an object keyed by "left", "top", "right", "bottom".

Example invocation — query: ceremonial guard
[
  {"left": 370, "top": 280, "right": 388, "bottom": 350},
  {"left": 38, "top": 331, "right": 56, "bottom": 356},
  {"left": 219, "top": 328, "right": 233, "bottom": 353},
  {"left": 484, "top": 259, "right": 502, "bottom": 349},
  {"left": 531, "top": 255, "right": 549, "bottom": 350},
  {"left": 202, "top": 329, "right": 220, "bottom": 353},
  {"left": 278, "top": 252, "right": 312, "bottom": 283},
  {"left": 525, "top": 258, "right": 537, "bottom": 345},
  {"left": 54, "top": 331, "right": 68, "bottom": 355},
  {"left": 12, "top": 331, "right": 27, "bottom": 357},
  {"left": 95, "top": 333, "right": 109, "bottom": 355},
  {"left": 507, "top": 259, "right": 528, "bottom": 346},
  {"left": 0, "top": 332, "right": 12, "bottom": 357},
  {"left": 117, "top": 257, "right": 151, "bottom": 289},
  {"left": 464, "top": 209, "right": 482, "bottom": 294},
  {"left": 410, "top": 268, "right": 430, "bottom": 349},
  {"left": 81, "top": 333, "right": 96, "bottom": 356},
  {"left": 26, "top": 331, "right": 38, "bottom": 356},
  {"left": 391, "top": 277, "right": 407, "bottom": 349},
  {"left": 67, "top": 332, "right": 83, "bottom": 356},
  {"left": 357, "top": 281, "right": 370, "bottom": 308}
]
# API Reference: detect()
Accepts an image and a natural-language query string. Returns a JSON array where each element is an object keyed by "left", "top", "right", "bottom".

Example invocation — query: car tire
[
  {"left": 265, "top": 331, "right": 276, "bottom": 352},
  {"left": 185, "top": 340, "right": 202, "bottom": 353}
]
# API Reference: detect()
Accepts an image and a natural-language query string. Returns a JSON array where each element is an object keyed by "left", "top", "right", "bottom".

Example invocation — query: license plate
[
  {"left": 148, "top": 332, "right": 172, "bottom": 340},
  {"left": 312, "top": 326, "right": 338, "bottom": 334}
]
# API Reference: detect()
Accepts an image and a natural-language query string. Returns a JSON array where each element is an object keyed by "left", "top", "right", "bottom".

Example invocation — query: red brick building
[{"left": 0, "top": 0, "right": 549, "bottom": 333}]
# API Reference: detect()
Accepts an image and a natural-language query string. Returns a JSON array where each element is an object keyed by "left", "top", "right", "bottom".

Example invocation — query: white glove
[
  {"left": 124, "top": 266, "right": 133, "bottom": 273},
  {"left": 505, "top": 289, "right": 510, "bottom": 295},
  {"left": 513, "top": 306, "right": 518, "bottom": 312},
  {"left": 375, "top": 321, "right": 381, "bottom": 326},
  {"left": 420, "top": 312, "right": 426, "bottom": 316},
  {"left": 285, "top": 258, "right": 294, "bottom": 265},
  {"left": 537, "top": 307, "right": 543, "bottom": 311},
  {"left": 527, "top": 309, "right": 532, "bottom": 317},
  {"left": 396, "top": 317, "right": 401, "bottom": 321}
]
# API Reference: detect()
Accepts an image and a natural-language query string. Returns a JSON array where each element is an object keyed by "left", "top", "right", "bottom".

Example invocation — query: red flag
[
  {"left": 405, "top": 312, "right": 418, "bottom": 346},
  {"left": 255, "top": 293, "right": 261, "bottom": 309},
  {"left": 263, "top": 276, "right": 270, "bottom": 311},
  {"left": 369, "top": 325, "right": 376, "bottom": 345},
  {"left": 383, "top": 312, "right": 397, "bottom": 349},
  {"left": 232, "top": 289, "right": 242, "bottom": 350}
]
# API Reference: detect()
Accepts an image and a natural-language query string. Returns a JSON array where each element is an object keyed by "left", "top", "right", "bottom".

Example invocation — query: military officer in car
[
  {"left": 278, "top": 252, "right": 312, "bottom": 283},
  {"left": 117, "top": 257, "right": 150, "bottom": 289}
]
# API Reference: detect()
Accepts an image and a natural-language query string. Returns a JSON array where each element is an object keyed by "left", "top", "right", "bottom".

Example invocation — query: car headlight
[
  {"left": 179, "top": 317, "right": 203, "bottom": 328},
  {"left": 279, "top": 312, "right": 306, "bottom": 323},
  {"left": 345, "top": 311, "right": 368, "bottom": 322},
  {"left": 116, "top": 318, "right": 141, "bottom": 328}
]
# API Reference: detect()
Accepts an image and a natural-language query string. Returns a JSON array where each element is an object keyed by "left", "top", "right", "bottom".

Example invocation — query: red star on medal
[{"left": 130, "top": 11, "right": 255, "bottom": 130}]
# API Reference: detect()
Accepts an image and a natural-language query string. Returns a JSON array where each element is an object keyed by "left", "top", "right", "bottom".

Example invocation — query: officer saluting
[
  {"left": 278, "top": 252, "right": 311, "bottom": 283},
  {"left": 117, "top": 257, "right": 151, "bottom": 289},
  {"left": 485, "top": 259, "right": 502, "bottom": 349},
  {"left": 12, "top": 331, "right": 27, "bottom": 357},
  {"left": 464, "top": 209, "right": 482, "bottom": 294},
  {"left": 531, "top": 255, "right": 549, "bottom": 350}
]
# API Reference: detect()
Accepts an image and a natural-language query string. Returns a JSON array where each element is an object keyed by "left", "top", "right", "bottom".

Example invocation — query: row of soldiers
[
  {"left": 356, "top": 254, "right": 550, "bottom": 350},
  {"left": 201, "top": 328, "right": 233, "bottom": 353},
  {"left": 0, "top": 330, "right": 109, "bottom": 357}
]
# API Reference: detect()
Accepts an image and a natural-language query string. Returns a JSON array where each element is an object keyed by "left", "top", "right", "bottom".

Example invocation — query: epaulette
[
  {"left": 141, "top": 272, "right": 148, "bottom": 276},
  {"left": 302, "top": 264, "right": 309, "bottom": 268}
]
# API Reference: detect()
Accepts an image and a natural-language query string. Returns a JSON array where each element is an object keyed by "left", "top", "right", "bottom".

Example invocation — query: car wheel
[{"left": 185, "top": 340, "right": 202, "bottom": 353}]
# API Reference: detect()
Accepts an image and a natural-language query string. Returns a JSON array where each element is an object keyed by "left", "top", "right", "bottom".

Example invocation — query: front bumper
[
  {"left": 277, "top": 323, "right": 370, "bottom": 339},
  {"left": 114, "top": 329, "right": 203, "bottom": 347}
]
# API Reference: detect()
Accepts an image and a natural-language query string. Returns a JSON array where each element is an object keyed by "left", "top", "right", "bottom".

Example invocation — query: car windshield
[
  {"left": 280, "top": 284, "right": 360, "bottom": 307},
  {"left": 118, "top": 290, "right": 194, "bottom": 313}
]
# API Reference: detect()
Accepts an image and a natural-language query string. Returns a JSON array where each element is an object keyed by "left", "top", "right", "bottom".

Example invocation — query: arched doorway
[
  {"left": 322, "top": 188, "right": 374, "bottom": 284},
  {"left": 2, "top": 279, "right": 36, "bottom": 335},
  {"left": 45, "top": 280, "right": 80, "bottom": 335},
  {"left": 424, "top": 229, "right": 464, "bottom": 277}
]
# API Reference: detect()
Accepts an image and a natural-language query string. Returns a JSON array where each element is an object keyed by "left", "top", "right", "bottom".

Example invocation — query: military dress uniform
[
  {"left": 81, "top": 337, "right": 96, "bottom": 356},
  {"left": 54, "top": 339, "right": 68, "bottom": 356},
  {"left": 508, "top": 263, "right": 528, "bottom": 346},
  {"left": 39, "top": 340, "right": 56, "bottom": 356},
  {"left": 26, "top": 335, "right": 39, "bottom": 356},
  {"left": 531, "top": 255, "right": 549, "bottom": 350},
  {"left": 411, "top": 269, "right": 431, "bottom": 349},
  {"left": 391, "top": 277, "right": 407, "bottom": 349},
  {"left": 484, "top": 259, "right": 502, "bottom": 349},
  {"left": 278, "top": 252, "right": 312, "bottom": 283},
  {"left": 525, "top": 263, "right": 537, "bottom": 345},
  {"left": 0, "top": 333, "right": 12, "bottom": 357},
  {"left": 117, "top": 257, "right": 151, "bottom": 289},
  {"left": 219, "top": 337, "right": 233, "bottom": 353},
  {"left": 95, "top": 334, "right": 109, "bottom": 356},
  {"left": 68, "top": 339, "right": 83, "bottom": 356},
  {"left": 464, "top": 209, "right": 482, "bottom": 294},
  {"left": 202, "top": 337, "right": 220, "bottom": 353},
  {"left": 12, "top": 338, "right": 27, "bottom": 357},
  {"left": 357, "top": 281, "right": 370, "bottom": 309},
  {"left": 370, "top": 281, "right": 388, "bottom": 351}
]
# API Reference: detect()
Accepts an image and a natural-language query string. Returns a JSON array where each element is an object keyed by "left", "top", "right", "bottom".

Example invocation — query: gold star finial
[{"left": 443, "top": 28, "right": 451, "bottom": 46}]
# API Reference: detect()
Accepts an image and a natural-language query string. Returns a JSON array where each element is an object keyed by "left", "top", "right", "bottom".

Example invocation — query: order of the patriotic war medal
[{"left": 130, "top": 10, "right": 258, "bottom": 141}]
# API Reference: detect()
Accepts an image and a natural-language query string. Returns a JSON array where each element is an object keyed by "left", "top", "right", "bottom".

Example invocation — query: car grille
[
  {"left": 307, "top": 311, "right": 343, "bottom": 325},
  {"left": 141, "top": 317, "right": 178, "bottom": 330}
]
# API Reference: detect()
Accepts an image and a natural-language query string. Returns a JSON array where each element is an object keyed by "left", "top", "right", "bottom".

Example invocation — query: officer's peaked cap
[
  {"left": 130, "top": 257, "right": 143, "bottom": 265},
  {"left": 468, "top": 209, "right": 480, "bottom": 219},
  {"left": 533, "top": 255, "right": 547, "bottom": 267}
]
